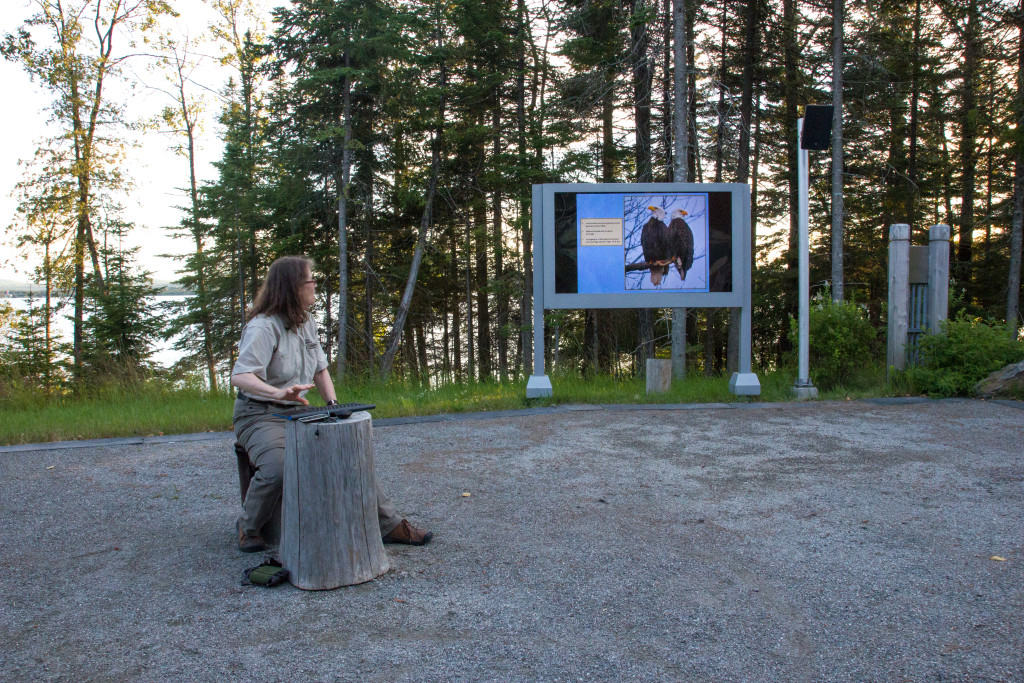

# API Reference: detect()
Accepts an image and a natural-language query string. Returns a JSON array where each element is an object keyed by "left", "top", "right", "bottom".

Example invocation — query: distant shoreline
[{"left": 1, "top": 286, "right": 192, "bottom": 298}]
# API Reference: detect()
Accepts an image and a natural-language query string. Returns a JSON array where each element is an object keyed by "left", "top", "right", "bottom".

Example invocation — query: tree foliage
[
  {"left": 5, "top": 0, "right": 1024, "bottom": 393},
  {"left": 903, "top": 315, "right": 1024, "bottom": 396}
]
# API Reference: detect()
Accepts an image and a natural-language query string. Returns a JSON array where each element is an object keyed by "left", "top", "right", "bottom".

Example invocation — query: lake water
[{"left": 2, "top": 295, "right": 190, "bottom": 369}]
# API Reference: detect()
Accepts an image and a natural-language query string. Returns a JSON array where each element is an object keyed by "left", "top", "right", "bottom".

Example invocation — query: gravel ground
[{"left": 1, "top": 398, "right": 1022, "bottom": 682}]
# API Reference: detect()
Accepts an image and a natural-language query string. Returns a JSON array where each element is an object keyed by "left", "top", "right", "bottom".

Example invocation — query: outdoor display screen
[{"left": 554, "top": 191, "right": 734, "bottom": 295}]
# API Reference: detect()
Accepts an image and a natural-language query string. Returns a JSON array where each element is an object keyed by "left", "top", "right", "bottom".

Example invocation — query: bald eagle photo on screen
[
  {"left": 641, "top": 206, "right": 695, "bottom": 287},
  {"left": 621, "top": 193, "right": 707, "bottom": 291},
  {"left": 668, "top": 208, "right": 694, "bottom": 281},
  {"left": 641, "top": 206, "right": 671, "bottom": 286}
]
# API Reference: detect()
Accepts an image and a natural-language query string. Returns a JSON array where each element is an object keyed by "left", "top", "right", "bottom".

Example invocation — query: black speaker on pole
[{"left": 800, "top": 105, "right": 834, "bottom": 151}]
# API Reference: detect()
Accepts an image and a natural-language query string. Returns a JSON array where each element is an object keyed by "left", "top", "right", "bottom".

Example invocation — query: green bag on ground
[{"left": 244, "top": 558, "right": 289, "bottom": 587}]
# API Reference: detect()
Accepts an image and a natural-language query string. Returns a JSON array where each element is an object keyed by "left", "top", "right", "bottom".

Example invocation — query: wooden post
[
  {"left": 646, "top": 358, "right": 672, "bottom": 394},
  {"left": 887, "top": 224, "right": 911, "bottom": 373},
  {"left": 281, "top": 412, "right": 389, "bottom": 590}
]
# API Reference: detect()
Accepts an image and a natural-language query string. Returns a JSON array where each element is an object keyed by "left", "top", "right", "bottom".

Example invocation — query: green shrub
[
  {"left": 902, "top": 316, "right": 1024, "bottom": 397},
  {"left": 790, "top": 294, "right": 878, "bottom": 390}
]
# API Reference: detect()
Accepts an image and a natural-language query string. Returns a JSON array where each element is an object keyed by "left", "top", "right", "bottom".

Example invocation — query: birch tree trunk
[
  {"left": 707, "top": 3, "right": 728, "bottom": 372},
  {"left": 465, "top": 214, "right": 476, "bottom": 381},
  {"left": 365, "top": 163, "right": 375, "bottom": 367},
  {"left": 752, "top": 87, "right": 762, "bottom": 235},
  {"left": 591, "top": 68, "right": 617, "bottom": 372},
  {"left": 517, "top": 0, "right": 532, "bottom": 379},
  {"left": 492, "top": 100, "right": 508, "bottom": 382},
  {"left": 906, "top": 0, "right": 922, "bottom": 229},
  {"left": 728, "top": 0, "right": 759, "bottom": 375},
  {"left": 1009, "top": 0, "right": 1024, "bottom": 335},
  {"left": 631, "top": 0, "right": 655, "bottom": 367},
  {"left": 783, "top": 0, "right": 800, "bottom": 333},
  {"left": 379, "top": 147, "right": 440, "bottom": 380},
  {"left": 958, "top": 0, "right": 980, "bottom": 293},
  {"left": 450, "top": 227, "right": 462, "bottom": 378},
  {"left": 661, "top": 0, "right": 672, "bottom": 179},
  {"left": 524, "top": 3, "right": 550, "bottom": 377},
  {"left": 337, "top": 52, "right": 352, "bottom": 381},
  {"left": 670, "top": 0, "right": 689, "bottom": 380},
  {"left": 167, "top": 40, "right": 217, "bottom": 390},
  {"left": 831, "top": 0, "right": 845, "bottom": 302},
  {"left": 474, "top": 195, "right": 491, "bottom": 380}
]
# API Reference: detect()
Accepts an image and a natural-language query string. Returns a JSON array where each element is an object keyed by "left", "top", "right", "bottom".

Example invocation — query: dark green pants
[{"left": 232, "top": 398, "right": 402, "bottom": 541}]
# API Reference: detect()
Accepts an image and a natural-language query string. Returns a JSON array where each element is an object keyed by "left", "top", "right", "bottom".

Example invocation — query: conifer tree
[{"left": 82, "top": 217, "right": 162, "bottom": 379}]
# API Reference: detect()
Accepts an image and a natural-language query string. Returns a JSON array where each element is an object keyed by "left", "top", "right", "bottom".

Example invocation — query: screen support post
[
  {"left": 527, "top": 184, "right": 552, "bottom": 397},
  {"left": 729, "top": 184, "right": 760, "bottom": 396}
]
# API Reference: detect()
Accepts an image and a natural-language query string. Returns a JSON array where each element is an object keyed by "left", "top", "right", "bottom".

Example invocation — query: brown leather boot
[
  {"left": 237, "top": 518, "right": 267, "bottom": 553},
  {"left": 382, "top": 519, "right": 433, "bottom": 546}
]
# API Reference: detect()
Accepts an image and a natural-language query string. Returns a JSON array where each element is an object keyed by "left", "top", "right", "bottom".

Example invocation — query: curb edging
[{"left": 1, "top": 396, "right": 1019, "bottom": 454}]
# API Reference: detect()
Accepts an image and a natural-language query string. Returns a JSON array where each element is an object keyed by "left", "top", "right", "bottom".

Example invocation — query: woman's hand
[
  {"left": 232, "top": 373, "right": 314, "bottom": 404},
  {"left": 275, "top": 383, "right": 314, "bottom": 405}
]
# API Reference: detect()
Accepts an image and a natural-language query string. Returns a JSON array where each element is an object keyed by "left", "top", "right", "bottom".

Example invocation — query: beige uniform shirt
[{"left": 231, "top": 313, "right": 329, "bottom": 405}]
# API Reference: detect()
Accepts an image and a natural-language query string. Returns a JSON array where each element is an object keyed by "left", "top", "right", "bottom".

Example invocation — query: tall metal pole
[{"left": 794, "top": 117, "right": 818, "bottom": 398}]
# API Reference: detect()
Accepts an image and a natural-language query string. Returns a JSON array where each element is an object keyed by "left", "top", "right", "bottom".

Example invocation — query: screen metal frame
[{"left": 536, "top": 182, "right": 750, "bottom": 310}]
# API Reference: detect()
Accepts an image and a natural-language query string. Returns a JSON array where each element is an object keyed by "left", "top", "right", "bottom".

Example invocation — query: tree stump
[
  {"left": 280, "top": 412, "right": 389, "bottom": 590},
  {"left": 646, "top": 358, "right": 672, "bottom": 394}
]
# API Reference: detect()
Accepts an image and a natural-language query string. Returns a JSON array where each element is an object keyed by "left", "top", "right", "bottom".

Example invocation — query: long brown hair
[{"left": 247, "top": 256, "right": 314, "bottom": 329}]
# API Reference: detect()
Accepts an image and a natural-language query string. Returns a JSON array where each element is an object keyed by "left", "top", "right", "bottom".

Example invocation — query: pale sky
[{"left": 1, "top": 0, "right": 271, "bottom": 285}]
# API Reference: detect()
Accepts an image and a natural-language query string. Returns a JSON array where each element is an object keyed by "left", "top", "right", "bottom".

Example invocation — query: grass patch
[
  {"left": 1, "top": 365, "right": 899, "bottom": 446},
  {"left": 337, "top": 377, "right": 536, "bottom": 418},
  {"left": 0, "top": 385, "right": 236, "bottom": 445},
  {"left": 815, "top": 363, "right": 901, "bottom": 400}
]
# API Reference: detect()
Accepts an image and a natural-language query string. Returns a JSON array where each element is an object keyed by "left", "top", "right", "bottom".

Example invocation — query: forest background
[{"left": 1, "top": 0, "right": 1022, "bottom": 401}]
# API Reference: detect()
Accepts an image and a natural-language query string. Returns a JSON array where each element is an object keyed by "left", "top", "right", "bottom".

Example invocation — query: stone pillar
[
  {"left": 887, "top": 224, "right": 911, "bottom": 372},
  {"left": 927, "top": 224, "right": 950, "bottom": 334}
]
